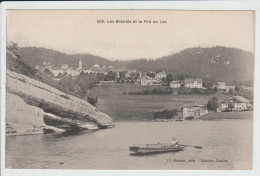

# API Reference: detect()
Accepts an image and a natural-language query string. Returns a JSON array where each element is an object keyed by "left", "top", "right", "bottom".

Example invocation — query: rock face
[
  {"left": 6, "top": 70, "right": 114, "bottom": 135},
  {"left": 6, "top": 92, "right": 65, "bottom": 136},
  {"left": 6, "top": 92, "right": 46, "bottom": 135}
]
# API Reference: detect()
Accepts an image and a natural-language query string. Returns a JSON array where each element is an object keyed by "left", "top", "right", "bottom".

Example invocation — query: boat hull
[{"left": 129, "top": 144, "right": 185, "bottom": 154}]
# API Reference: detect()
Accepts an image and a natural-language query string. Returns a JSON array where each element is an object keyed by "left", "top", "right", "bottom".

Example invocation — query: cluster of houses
[
  {"left": 169, "top": 78, "right": 204, "bottom": 89},
  {"left": 47, "top": 58, "right": 116, "bottom": 77},
  {"left": 141, "top": 73, "right": 233, "bottom": 92},
  {"left": 140, "top": 72, "right": 205, "bottom": 89},
  {"left": 178, "top": 95, "right": 252, "bottom": 119},
  {"left": 170, "top": 79, "right": 231, "bottom": 90},
  {"left": 169, "top": 79, "right": 239, "bottom": 93},
  {"left": 38, "top": 59, "right": 237, "bottom": 93},
  {"left": 140, "top": 71, "right": 167, "bottom": 86},
  {"left": 36, "top": 58, "right": 137, "bottom": 79}
]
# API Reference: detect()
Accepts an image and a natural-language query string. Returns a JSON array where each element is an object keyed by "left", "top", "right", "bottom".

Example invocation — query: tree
[
  {"left": 57, "top": 72, "right": 63, "bottom": 78},
  {"left": 162, "top": 78, "right": 167, "bottom": 84},
  {"left": 147, "top": 72, "right": 155, "bottom": 78},
  {"left": 207, "top": 82, "right": 213, "bottom": 88},
  {"left": 119, "top": 71, "right": 126, "bottom": 79},
  {"left": 166, "top": 73, "right": 173, "bottom": 84},
  {"left": 235, "top": 85, "right": 240, "bottom": 92},
  {"left": 7, "top": 42, "right": 19, "bottom": 57},
  {"left": 207, "top": 100, "right": 213, "bottom": 111},
  {"left": 43, "top": 68, "right": 54, "bottom": 77},
  {"left": 153, "top": 109, "right": 178, "bottom": 119},
  {"left": 207, "top": 97, "right": 218, "bottom": 111},
  {"left": 59, "top": 76, "right": 74, "bottom": 93},
  {"left": 228, "top": 102, "right": 234, "bottom": 111},
  {"left": 97, "top": 72, "right": 105, "bottom": 81},
  {"left": 228, "top": 88, "right": 234, "bottom": 94},
  {"left": 80, "top": 71, "right": 86, "bottom": 77},
  {"left": 63, "top": 72, "right": 68, "bottom": 77},
  {"left": 130, "top": 72, "right": 139, "bottom": 79},
  {"left": 212, "top": 96, "right": 218, "bottom": 102},
  {"left": 87, "top": 96, "right": 98, "bottom": 107},
  {"left": 105, "top": 71, "right": 116, "bottom": 81}
]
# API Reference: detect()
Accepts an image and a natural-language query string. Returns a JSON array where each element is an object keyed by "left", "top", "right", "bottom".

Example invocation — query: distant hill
[
  {"left": 19, "top": 47, "right": 113, "bottom": 68},
  {"left": 19, "top": 46, "right": 254, "bottom": 84},
  {"left": 122, "top": 46, "right": 254, "bottom": 84}
]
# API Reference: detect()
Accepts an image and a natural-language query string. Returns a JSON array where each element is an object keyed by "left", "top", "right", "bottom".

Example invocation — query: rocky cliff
[
  {"left": 6, "top": 69, "right": 114, "bottom": 135},
  {"left": 6, "top": 92, "right": 65, "bottom": 136}
]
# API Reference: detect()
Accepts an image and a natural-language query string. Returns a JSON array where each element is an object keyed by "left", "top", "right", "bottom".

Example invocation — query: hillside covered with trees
[{"left": 122, "top": 46, "right": 254, "bottom": 84}]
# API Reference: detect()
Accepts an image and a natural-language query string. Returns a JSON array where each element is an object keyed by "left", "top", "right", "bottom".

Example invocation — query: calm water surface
[{"left": 6, "top": 120, "right": 252, "bottom": 169}]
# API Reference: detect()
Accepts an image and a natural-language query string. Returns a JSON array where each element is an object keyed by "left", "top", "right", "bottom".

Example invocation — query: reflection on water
[{"left": 6, "top": 120, "right": 253, "bottom": 169}]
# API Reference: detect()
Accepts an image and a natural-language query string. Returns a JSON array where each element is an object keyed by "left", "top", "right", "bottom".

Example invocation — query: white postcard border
[{"left": 1, "top": 1, "right": 260, "bottom": 176}]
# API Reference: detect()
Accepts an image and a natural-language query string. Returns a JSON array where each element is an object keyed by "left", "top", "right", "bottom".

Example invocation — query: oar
[{"left": 181, "top": 145, "right": 202, "bottom": 149}]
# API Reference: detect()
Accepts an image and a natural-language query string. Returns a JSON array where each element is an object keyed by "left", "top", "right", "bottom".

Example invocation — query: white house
[
  {"left": 108, "top": 65, "right": 114, "bottom": 70},
  {"left": 224, "top": 61, "right": 230, "bottom": 65},
  {"left": 140, "top": 76, "right": 162, "bottom": 86},
  {"left": 170, "top": 80, "right": 181, "bottom": 88},
  {"left": 184, "top": 78, "right": 203, "bottom": 88},
  {"left": 93, "top": 64, "right": 100, "bottom": 68},
  {"left": 156, "top": 71, "right": 167, "bottom": 80},
  {"left": 225, "top": 86, "right": 236, "bottom": 92},
  {"left": 181, "top": 103, "right": 208, "bottom": 118},
  {"left": 221, "top": 96, "right": 251, "bottom": 111},
  {"left": 66, "top": 69, "right": 80, "bottom": 76},
  {"left": 217, "top": 82, "right": 226, "bottom": 90},
  {"left": 61, "top": 64, "right": 69, "bottom": 70}
]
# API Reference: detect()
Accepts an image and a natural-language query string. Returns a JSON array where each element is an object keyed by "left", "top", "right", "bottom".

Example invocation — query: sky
[{"left": 7, "top": 10, "right": 254, "bottom": 60}]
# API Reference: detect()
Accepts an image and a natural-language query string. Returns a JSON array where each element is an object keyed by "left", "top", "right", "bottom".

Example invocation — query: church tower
[{"left": 79, "top": 57, "right": 82, "bottom": 70}]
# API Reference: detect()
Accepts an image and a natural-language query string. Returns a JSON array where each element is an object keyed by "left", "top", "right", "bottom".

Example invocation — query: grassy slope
[{"left": 197, "top": 111, "right": 253, "bottom": 121}]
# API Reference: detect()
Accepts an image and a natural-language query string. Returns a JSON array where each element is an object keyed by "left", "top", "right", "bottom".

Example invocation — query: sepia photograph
[{"left": 1, "top": 4, "right": 258, "bottom": 173}]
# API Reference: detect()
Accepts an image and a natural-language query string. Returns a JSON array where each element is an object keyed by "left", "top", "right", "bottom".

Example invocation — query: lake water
[{"left": 6, "top": 119, "right": 252, "bottom": 169}]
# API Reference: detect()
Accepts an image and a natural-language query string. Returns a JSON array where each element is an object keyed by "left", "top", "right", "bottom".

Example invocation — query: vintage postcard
[{"left": 1, "top": 1, "right": 260, "bottom": 176}]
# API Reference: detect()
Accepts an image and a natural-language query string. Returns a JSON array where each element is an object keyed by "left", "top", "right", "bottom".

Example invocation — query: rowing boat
[{"left": 129, "top": 143, "right": 185, "bottom": 154}]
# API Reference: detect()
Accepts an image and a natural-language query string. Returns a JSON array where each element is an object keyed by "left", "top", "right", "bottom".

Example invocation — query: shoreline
[{"left": 6, "top": 111, "right": 253, "bottom": 137}]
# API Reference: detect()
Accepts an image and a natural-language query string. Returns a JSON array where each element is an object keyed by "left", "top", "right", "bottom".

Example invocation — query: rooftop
[
  {"left": 184, "top": 78, "right": 203, "bottom": 84},
  {"left": 180, "top": 102, "right": 206, "bottom": 109},
  {"left": 170, "top": 80, "right": 182, "bottom": 83},
  {"left": 222, "top": 95, "right": 250, "bottom": 103}
]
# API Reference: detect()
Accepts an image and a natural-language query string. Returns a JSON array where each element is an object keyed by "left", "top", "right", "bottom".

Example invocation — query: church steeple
[{"left": 79, "top": 57, "right": 82, "bottom": 70}]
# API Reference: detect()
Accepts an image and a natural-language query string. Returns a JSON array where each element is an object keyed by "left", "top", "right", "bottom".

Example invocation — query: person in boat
[{"left": 171, "top": 137, "right": 178, "bottom": 146}]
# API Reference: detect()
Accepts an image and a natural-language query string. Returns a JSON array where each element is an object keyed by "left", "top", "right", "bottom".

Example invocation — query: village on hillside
[{"left": 35, "top": 57, "right": 254, "bottom": 121}]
